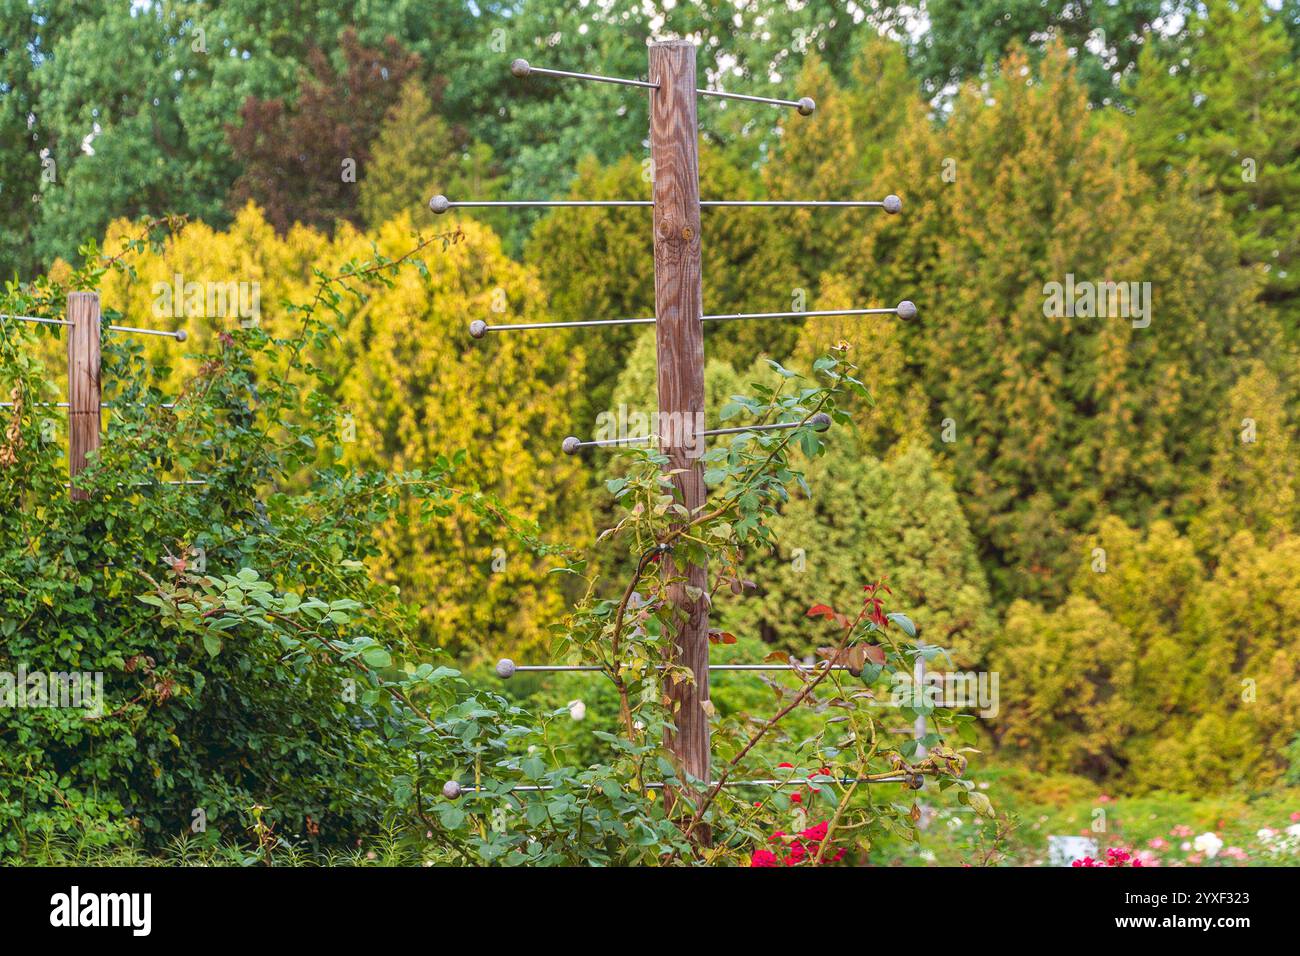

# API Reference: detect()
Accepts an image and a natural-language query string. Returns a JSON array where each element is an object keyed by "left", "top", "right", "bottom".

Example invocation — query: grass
[{"left": 6, "top": 822, "right": 436, "bottom": 867}]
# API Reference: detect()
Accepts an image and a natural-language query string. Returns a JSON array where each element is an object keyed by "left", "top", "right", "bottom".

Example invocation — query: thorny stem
[
  {"left": 679, "top": 595, "right": 872, "bottom": 845},
  {"left": 816, "top": 685, "right": 881, "bottom": 865},
  {"left": 607, "top": 543, "right": 668, "bottom": 739}
]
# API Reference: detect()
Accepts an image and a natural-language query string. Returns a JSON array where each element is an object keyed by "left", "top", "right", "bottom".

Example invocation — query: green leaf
[
  {"left": 438, "top": 806, "right": 465, "bottom": 829},
  {"left": 967, "top": 791, "right": 995, "bottom": 818},
  {"left": 887, "top": 612, "right": 917, "bottom": 638},
  {"left": 361, "top": 647, "right": 393, "bottom": 668}
]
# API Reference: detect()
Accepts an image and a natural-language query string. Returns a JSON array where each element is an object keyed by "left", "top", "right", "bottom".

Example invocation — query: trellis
[
  {"left": 433, "top": 41, "right": 923, "bottom": 811},
  {"left": 1, "top": 41, "right": 934, "bottom": 828}
]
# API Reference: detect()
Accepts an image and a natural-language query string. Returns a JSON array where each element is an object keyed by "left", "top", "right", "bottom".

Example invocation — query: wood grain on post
[
  {"left": 66, "top": 292, "right": 102, "bottom": 501},
  {"left": 648, "top": 40, "right": 710, "bottom": 791}
]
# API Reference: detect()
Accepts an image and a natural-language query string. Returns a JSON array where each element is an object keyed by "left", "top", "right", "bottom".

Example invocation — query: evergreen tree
[
  {"left": 95, "top": 203, "right": 334, "bottom": 397},
  {"left": 994, "top": 594, "right": 1135, "bottom": 779},
  {"left": 1070, "top": 517, "right": 1205, "bottom": 759},
  {"left": 787, "top": 272, "right": 928, "bottom": 458},
  {"left": 331, "top": 214, "right": 594, "bottom": 659},
  {"left": 608, "top": 326, "right": 751, "bottom": 427},
  {"left": 751, "top": 54, "right": 862, "bottom": 297},
  {"left": 524, "top": 146, "right": 775, "bottom": 422},
  {"left": 995, "top": 517, "right": 1300, "bottom": 791},
  {"left": 844, "top": 44, "right": 1273, "bottom": 606},
  {"left": 360, "top": 79, "right": 456, "bottom": 230},
  {"left": 360, "top": 79, "right": 506, "bottom": 233},
  {"left": 1189, "top": 361, "right": 1300, "bottom": 557},
  {"left": 1171, "top": 531, "right": 1300, "bottom": 790},
  {"left": 1131, "top": 1, "right": 1300, "bottom": 330},
  {"left": 721, "top": 437, "right": 996, "bottom": 667}
]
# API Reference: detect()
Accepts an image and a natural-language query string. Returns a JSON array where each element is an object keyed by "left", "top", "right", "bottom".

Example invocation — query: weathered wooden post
[
  {"left": 648, "top": 40, "right": 710, "bottom": 789},
  {"left": 66, "top": 291, "right": 102, "bottom": 501}
]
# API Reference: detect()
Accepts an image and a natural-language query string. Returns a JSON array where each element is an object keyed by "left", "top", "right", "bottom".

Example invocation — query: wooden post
[
  {"left": 649, "top": 40, "right": 710, "bottom": 790},
  {"left": 66, "top": 291, "right": 101, "bottom": 501}
]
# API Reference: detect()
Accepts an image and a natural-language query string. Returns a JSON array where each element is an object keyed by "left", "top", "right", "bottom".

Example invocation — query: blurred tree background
[{"left": 5, "top": 0, "right": 1300, "bottom": 793}]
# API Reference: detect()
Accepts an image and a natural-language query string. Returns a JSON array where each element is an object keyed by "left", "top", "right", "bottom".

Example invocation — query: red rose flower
[{"left": 800, "top": 821, "right": 829, "bottom": 842}]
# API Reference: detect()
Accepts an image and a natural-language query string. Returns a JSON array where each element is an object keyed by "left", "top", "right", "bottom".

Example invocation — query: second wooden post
[
  {"left": 649, "top": 40, "right": 710, "bottom": 789},
  {"left": 66, "top": 291, "right": 101, "bottom": 501}
]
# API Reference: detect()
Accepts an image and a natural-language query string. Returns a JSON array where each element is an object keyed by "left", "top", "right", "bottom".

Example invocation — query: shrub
[{"left": 0, "top": 228, "right": 549, "bottom": 856}]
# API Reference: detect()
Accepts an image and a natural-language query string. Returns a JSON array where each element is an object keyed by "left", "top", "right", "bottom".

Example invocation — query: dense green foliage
[
  {"left": 0, "top": 240, "right": 560, "bottom": 855},
  {"left": 4, "top": 0, "right": 1300, "bottom": 863}
]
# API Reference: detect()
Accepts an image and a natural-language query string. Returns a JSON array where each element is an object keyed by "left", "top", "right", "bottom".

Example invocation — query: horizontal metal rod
[
  {"left": 699, "top": 304, "right": 914, "bottom": 323},
  {"left": 471, "top": 315, "right": 654, "bottom": 336},
  {"left": 697, "top": 88, "right": 815, "bottom": 114},
  {"left": 562, "top": 413, "right": 830, "bottom": 454},
  {"left": 509, "top": 59, "right": 815, "bottom": 113},
  {"left": 431, "top": 197, "right": 651, "bottom": 213},
  {"left": 1, "top": 401, "right": 178, "bottom": 409},
  {"left": 0, "top": 313, "right": 70, "bottom": 327},
  {"left": 706, "top": 197, "right": 900, "bottom": 212},
  {"left": 446, "top": 774, "right": 921, "bottom": 798},
  {"left": 469, "top": 303, "right": 915, "bottom": 338},
  {"left": 433, "top": 195, "right": 900, "bottom": 214},
  {"left": 66, "top": 479, "right": 207, "bottom": 489},
  {"left": 495, "top": 660, "right": 926, "bottom": 712},
  {"left": 511, "top": 58, "right": 659, "bottom": 90},
  {"left": 496, "top": 658, "right": 851, "bottom": 678},
  {"left": 1, "top": 312, "right": 187, "bottom": 341},
  {"left": 106, "top": 323, "right": 187, "bottom": 341}
]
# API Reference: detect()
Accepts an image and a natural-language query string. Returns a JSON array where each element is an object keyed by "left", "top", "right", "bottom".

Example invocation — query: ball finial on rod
[
  {"left": 469, "top": 320, "right": 488, "bottom": 339},
  {"left": 811, "top": 412, "right": 832, "bottom": 431},
  {"left": 175, "top": 329, "right": 188, "bottom": 342},
  {"left": 883, "top": 194, "right": 902, "bottom": 215},
  {"left": 896, "top": 300, "right": 917, "bottom": 320},
  {"left": 429, "top": 194, "right": 451, "bottom": 215},
  {"left": 562, "top": 436, "right": 581, "bottom": 455},
  {"left": 496, "top": 658, "right": 517, "bottom": 679},
  {"left": 797, "top": 97, "right": 816, "bottom": 116},
  {"left": 511, "top": 58, "right": 531, "bottom": 78},
  {"left": 442, "top": 780, "right": 462, "bottom": 800}
]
